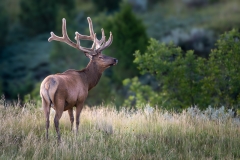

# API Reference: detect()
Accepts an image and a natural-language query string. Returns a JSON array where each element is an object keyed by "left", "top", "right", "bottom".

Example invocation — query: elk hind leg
[
  {"left": 53, "top": 100, "right": 64, "bottom": 141},
  {"left": 68, "top": 108, "right": 74, "bottom": 131},
  {"left": 42, "top": 98, "right": 51, "bottom": 139},
  {"left": 54, "top": 112, "right": 63, "bottom": 141}
]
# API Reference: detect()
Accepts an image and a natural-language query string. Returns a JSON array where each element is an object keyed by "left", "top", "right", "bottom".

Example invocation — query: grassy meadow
[{"left": 0, "top": 102, "right": 240, "bottom": 160}]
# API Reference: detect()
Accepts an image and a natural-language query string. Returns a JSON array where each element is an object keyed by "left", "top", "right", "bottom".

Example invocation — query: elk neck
[{"left": 83, "top": 60, "right": 103, "bottom": 90}]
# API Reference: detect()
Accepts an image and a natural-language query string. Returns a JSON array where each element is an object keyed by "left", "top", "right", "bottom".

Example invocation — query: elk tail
[{"left": 40, "top": 78, "right": 58, "bottom": 107}]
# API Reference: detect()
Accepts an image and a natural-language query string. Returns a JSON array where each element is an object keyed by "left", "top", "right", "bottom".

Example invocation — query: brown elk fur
[{"left": 40, "top": 17, "right": 117, "bottom": 140}]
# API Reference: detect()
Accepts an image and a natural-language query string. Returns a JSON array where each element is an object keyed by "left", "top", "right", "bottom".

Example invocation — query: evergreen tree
[{"left": 103, "top": 3, "right": 148, "bottom": 84}]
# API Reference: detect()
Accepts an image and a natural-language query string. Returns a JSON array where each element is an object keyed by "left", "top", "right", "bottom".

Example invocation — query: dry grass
[{"left": 0, "top": 103, "right": 240, "bottom": 160}]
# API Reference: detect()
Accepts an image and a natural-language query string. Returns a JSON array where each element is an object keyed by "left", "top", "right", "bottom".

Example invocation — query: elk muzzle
[{"left": 112, "top": 58, "right": 118, "bottom": 66}]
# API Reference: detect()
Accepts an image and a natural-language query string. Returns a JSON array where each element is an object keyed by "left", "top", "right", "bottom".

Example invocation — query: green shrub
[
  {"left": 124, "top": 29, "right": 240, "bottom": 110},
  {"left": 206, "top": 29, "right": 240, "bottom": 107},
  {"left": 123, "top": 77, "right": 160, "bottom": 109},
  {"left": 24, "top": 82, "right": 41, "bottom": 106},
  {"left": 124, "top": 39, "right": 207, "bottom": 109}
]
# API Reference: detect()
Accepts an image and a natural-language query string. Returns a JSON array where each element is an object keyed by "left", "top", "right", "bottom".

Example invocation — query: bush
[
  {"left": 124, "top": 29, "right": 240, "bottom": 110},
  {"left": 205, "top": 29, "right": 240, "bottom": 108},
  {"left": 123, "top": 77, "right": 160, "bottom": 109},
  {"left": 124, "top": 39, "right": 206, "bottom": 109}
]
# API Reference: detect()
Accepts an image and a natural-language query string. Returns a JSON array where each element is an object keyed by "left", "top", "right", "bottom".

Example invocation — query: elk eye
[{"left": 99, "top": 56, "right": 103, "bottom": 59}]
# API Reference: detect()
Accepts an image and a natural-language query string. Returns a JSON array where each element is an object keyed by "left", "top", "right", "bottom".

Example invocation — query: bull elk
[{"left": 40, "top": 17, "right": 117, "bottom": 140}]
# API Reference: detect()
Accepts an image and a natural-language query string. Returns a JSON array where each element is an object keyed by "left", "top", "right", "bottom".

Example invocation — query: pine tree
[{"left": 103, "top": 3, "right": 149, "bottom": 84}]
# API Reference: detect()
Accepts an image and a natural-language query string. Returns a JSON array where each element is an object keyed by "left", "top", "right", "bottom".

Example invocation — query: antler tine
[
  {"left": 97, "top": 28, "right": 106, "bottom": 45},
  {"left": 75, "top": 32, "right": 92, "bottom": 40},
  {"left": 87, "top": 17, "right": 95, "bottom": 39},
  {"left": 62, "top": 18, "right": 68, "bottom": 38},
  {"left": 48, "top": 18, "right": 77, "bottom": 49},
  {"left": 74, "top": 17, "right": 95, "bottom": 41},
  {"left": 91, "top": 33, "right": 97, "bottom": 50},
  {"left": 97, "top": 32, "right": 113, "bottom": 52},
  {"left": 75, "top": 32, "right": 95, "bottom": 54}
]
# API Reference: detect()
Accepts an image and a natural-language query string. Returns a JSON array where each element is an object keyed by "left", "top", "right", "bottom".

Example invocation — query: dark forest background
[{"left": 0, "top": 0, "right": 240, "bottom": 110}]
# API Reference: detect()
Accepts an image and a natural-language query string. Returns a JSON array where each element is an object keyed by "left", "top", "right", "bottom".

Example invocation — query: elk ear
[{"left": 84, "top": 52, "right": 92, "bottom": 59}]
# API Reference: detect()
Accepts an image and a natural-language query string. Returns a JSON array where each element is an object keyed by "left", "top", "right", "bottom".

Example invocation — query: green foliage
[
  {"left": 102, "top": 3, "right": 149, "bottom": 83},
  {"left": 132, "top": 39, "right": 207, "bottom": 109},
  {"left": 91, "top": 0, "right": 121, "bottom": 12},
  {"left": 0, "top": 3, "right": 9, "bottom": 94},
  {"left": 123, "top": 77, "right": 159, "bottom": 109},
  {"left": 24, "top": 82, "right": 41, "bottom": 106},
  {"left": 125, "top": 29, "right": 240, "bottom": 109},
  {"left": 0, "top": 3, "right": 8, "bottom": 50},
  {"left": 19, "top": 0, "right": 75, "bottom": 36},
  {"left": 50, "top": 43, "right": 87, "bottom": 73},
  {"left": 1, "top": 36, "right": 51, "bottom": 99},
  {"left": 0, "top": 79, "right": 2, "bottom": 96},
  {"left": 19, "top": 0, "right": 57, "bottom": 36},
  {"left": 86, "top": 76, "right": 113, "bottom": 106},
  {"left": 57, "top": 0, "right": 75, "bottom": 11},
  {"left": 205, "top": 29, "right": 240, "bottom": 107}
]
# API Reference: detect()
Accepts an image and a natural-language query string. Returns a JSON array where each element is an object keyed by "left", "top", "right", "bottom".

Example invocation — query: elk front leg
[
  {"left": 76, "top": 102, "right": 84, "bottom": 133},
  {"left": 68, "top": 108, "right": 74, "bottom": 131}
]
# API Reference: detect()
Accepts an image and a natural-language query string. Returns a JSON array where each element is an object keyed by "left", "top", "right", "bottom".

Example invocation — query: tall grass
[{"left": 0, "top": 103, "right": 240, "bottom": 159}]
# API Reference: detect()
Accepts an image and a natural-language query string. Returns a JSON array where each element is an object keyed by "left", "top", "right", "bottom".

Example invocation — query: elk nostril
[{"left": 114, "top": 59, "right": 118, "bottom": 63}]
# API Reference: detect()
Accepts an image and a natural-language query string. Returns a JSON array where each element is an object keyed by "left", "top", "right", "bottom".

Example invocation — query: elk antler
[
  {"left": 75, "top": 17, "right": 113, "bottom": 54},
  {"left": 48, "top": 17, "right": 113, "bottom": 56}
]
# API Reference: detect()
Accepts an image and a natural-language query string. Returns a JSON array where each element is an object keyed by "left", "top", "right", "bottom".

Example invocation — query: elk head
[{"left": 40, "top": 17, "right": 117, "bottom": 141}]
